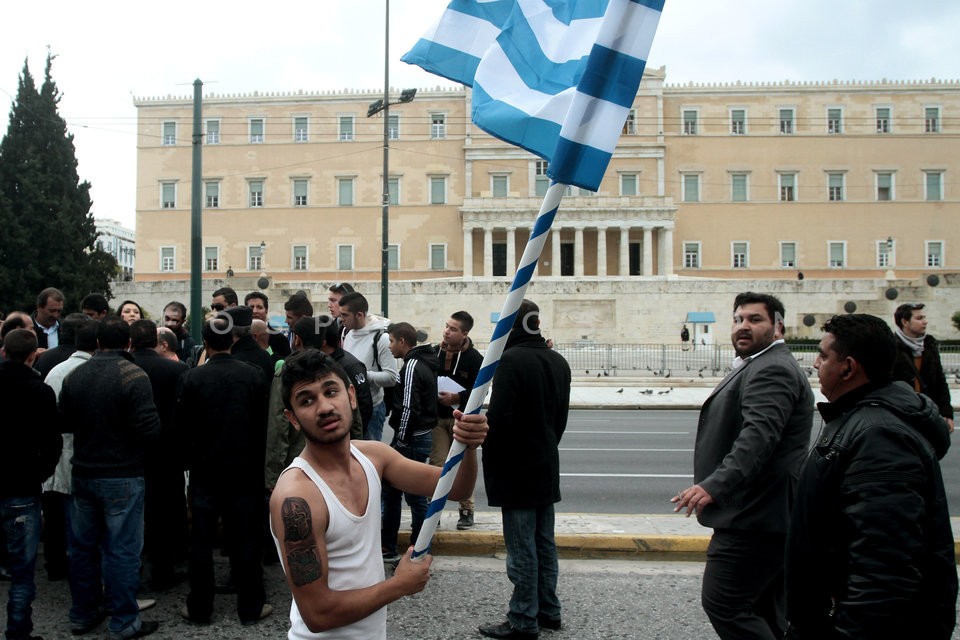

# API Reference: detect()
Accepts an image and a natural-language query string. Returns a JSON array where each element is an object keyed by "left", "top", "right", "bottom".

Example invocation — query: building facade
[
  {"left": 95, "top": 217, "right": 136, "bottom": 280},
  {"left": 134, "top": 68, "right": 957, "bottom": 286}
]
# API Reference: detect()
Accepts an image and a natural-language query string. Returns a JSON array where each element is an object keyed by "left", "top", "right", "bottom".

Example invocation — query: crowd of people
[{"left": 0, "top": 285, "right": 956, "bottom": 639}]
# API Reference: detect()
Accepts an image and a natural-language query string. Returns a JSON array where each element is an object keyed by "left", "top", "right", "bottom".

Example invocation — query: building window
[
  {"left": 828, "top": 241, "right": 846, "bottom": 268},
  {"left": 926, "top": 241, "right": 943, "bottom": 267},
  {"left": 877, "top": 239, "right": 894, "bottom": 268},
  {"left": 730, "top": 109, "right": 746, "bottom": 135},
  {"left": 388, "top": 177, "right": 400, "bottom": 205},
  {"left": 430, "top": 113, "right": 446, "bottom": 139},
  {"left": 779, "top": 108, "right": 795, "bottom": 134},
  {"left": 339, "top": 115, "right": 354, "bottom": 141},
  {"left": 430, "top": 244, "right": 447, "bottom": 270},
  {"left": 682, "top": 109, "right": 698, "bottom": 135},
  {"left": 338, "top": 177, "right": 354, "bottom": 206},
  {"left": 294, "top": 116, "right": 309, "bottom": 142},
  {"left": 388, "top": 244, "right": 400, "bottom": 271},
  {"left": 535, "top": 161, "right": 549, "bottom": 197},
  {"left": 828, "top": 173, "right": 844, "bottom": 201},
  {"left": 732, "top": 242, "right": 749, "bottom": 268},
  {"left": 249, "top": 118, "right": 265, "bottom": 143},
  {"left": 205, "top": 119, "right": 220, "bottom": 144},
  {"left": 248, "top": 180, "right": 264, "bottom": 207},
  {"left": 730, "top": 173, "right": 748, "bottom": 202},
  {"left": 827, "top": 108, "right": 842, "bottom": 134},
  {"left": 162, "top": 121, "right": 176, "bottom": 145},
  {"left": 430, "top": 176, "right": 446, "bottom": 204},
  {"left": 683, "top": 242, "right": 700, "bottom": 269},
  {"left": 388, "top": 114, "right": 399, "bottom": 140},
  {"left": 292, "top": 245, "right": 308, "bottom": 271},
  {"left": 161, "top": 182, "right": 177, "bottom": 209},
  {"left": 780, "top": 242, "right": 797, "bottom": 268},
  {"left": 337, "top": 245, "right": 354, "bottom": 271},
  {"left": 925, "top": 171, "right": 943, "bottom": 201},
  {"left": 779, "top": 173, "right": 796, "bottom": 202},
  {"left": 492, "top": 174, "right": 509, "bottom": 198},
  {"left": 160, "top": 246, "right": 175, "bottom": 272},
  {"left": 205, "top": 181, "right": 220, "bottom": 208},
  {"left": 248, "top": 244, "right": 263, "bottom": 271},
  {"left": 682, "top": 173, "right": 700, "bottom": 202},
  {"left": 875, "top": 107, "right": 891, "bottom": 134},
  {"left": 620, "top": 173, "right": 638, "bottom": 196},
  {"left": 925, "top": 106, "right": 940, "bottom": 133},
  {"left": 876, "top": 172, "right": 893, "bottom": 201},
  {"left": 204, "top": 246, "right": 219, "bottom": 271},
  {"left": 622, "top": 109, "right": 636, "bottom": 135},
  {"left": 293, "top": 179, "right": 308, "bottom": 206}
]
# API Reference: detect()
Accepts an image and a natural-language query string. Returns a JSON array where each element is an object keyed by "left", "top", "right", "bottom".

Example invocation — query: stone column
[
  {"left": 483, "top": 227, "right": 493, "bottom": 277},
  {"left": 660, "top": 226, "right": 674, "bottom": 276},
  {"left": 506, "top": 226, "right": 516, "bottom": 275},
  {"left": 574, "top": 226, "right": 584, "bottom": 277},
  {"left": 462, "top": 227, "right": 473, "bottom": 278},
  {"left": 552, "top": 227, "right": 562, "bottom": 276},
  {"left": 596, "top": 226, "right": 607, "bottom": 277},
  {"left": 619, "top": 227, "right": 630, "bottom": 276},
  {"left": 642, "top": 226, "right": 653, "bottom": 276}
]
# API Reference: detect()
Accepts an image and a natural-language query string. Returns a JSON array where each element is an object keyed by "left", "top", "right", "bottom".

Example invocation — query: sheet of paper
[{"left": 437, "top": 376, "right": 466, "bottom": 395}]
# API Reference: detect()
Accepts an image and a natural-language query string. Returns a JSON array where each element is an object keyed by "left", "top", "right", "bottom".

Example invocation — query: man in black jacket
[
  {"left": 785, "top": 314, "right": 956, "bottom": 639},
  {"left": 35, "top": 312, "right": 87, "bottom": 379},
  {"left": 130, "top": 320, "right": 189, "bottom": 590},
  {"left": 0, "top": 329, "right": 61, "bottom": 640},
  {"left": 223, "top": 306, "right": 274, "bottom": 389},
  {"left": 479, "top": 300, "right": 571, "bottom": 640},
  {"left": 244, "top": 291, "right": 291, "bottom": 363},
  {"left": 891, "top": 303, "right": 954, "bottom": 432}
]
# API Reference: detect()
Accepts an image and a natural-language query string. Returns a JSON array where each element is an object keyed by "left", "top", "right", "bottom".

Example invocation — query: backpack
[{"left": 371, "top": 329, "right": 398, "bottom": 413}]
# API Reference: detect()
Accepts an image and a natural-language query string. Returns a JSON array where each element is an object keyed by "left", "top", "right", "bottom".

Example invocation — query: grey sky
[{"left": 2, "top": 0, "right": 957, "bottom": 228}]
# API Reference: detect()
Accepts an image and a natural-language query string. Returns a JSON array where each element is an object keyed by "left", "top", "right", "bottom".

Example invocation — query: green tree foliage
[{"left": 0, "top": 54, "right": 116, "bottom": 314}]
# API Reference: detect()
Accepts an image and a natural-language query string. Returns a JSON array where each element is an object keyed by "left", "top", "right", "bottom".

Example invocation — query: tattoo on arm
[{"left": 282, "top": 497, "right": 323, "bottom": 586}]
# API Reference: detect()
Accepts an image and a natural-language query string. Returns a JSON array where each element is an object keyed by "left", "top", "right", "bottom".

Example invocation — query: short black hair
[
  {"left": 894, "top": 303, "right": 924, "bottom": 330},
  {"left": 96, "top": 316, "right": 131, "bottom": 350},
  {"left": 130, "top": 319, "right": 159, "bottom": 349},
  {"left": 281, "top": 348, "right": 352, "bottom": 411},
  {"left": 512, "top": 299, "right": 540, "bottom": 333},
  {"left": 76, "top": 319, "right": 99, "bottom": 352},
  {"left": 284, "top": 293, "right": 314, "bottom": 317},
  {"left": 60, "top": 312, "right": 91, "bottom": 346},
  {"left": 201, "top": 317, "right": 234, "bottom": 352},
  {"left": 212, "top": 287, "right": 239, "bottom": 306},
  {"left": 3, "top": 328, "right": 38, "bottom": 363},
  {"left": 163, "top": 301, "right": 187, "bottom": 319},
  {"left": 450, "top": 310, "right": 474, "bottom": 333},
  {"left": 293, "top": 316, "right": 328, "bottom": 350},
  {"left": 36, "top": 287, "right": 64, "bottom": 308},
  {"left": 733, "top": 292, "right": 785, "bottom": 327},
  {"left": 387, "top": 321, "right": 418, "bottom": 346},
  {"left": 822, "top": 314, "right": 896, "bottom": 384},
  {"left": 318, "top": 314, "right": 341, "bottom": 349},
  {"left": 245, "top": 291, "right": 269, "bottom": 308},
  {"left": 337, "top": 292, "right": 368, "bottom": 315},
  {"left": 80, "top": 293, "right": 110, "bottom": 315}
]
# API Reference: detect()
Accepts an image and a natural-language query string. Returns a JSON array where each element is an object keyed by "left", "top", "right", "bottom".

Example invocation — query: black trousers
[
  {"left": 702, "top": 528, "right": 787, "bottom": 640},
  {"left": 186, "top": 483, "right": 264, "bottom": 622},
  {"left": 144, "top": 461, "right": 188, "bottom": 581}
]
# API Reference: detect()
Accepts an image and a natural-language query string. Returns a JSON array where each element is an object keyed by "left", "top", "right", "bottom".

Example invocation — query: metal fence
[{"left": 473, "top": 343, "right": 960, "bottom": 378}]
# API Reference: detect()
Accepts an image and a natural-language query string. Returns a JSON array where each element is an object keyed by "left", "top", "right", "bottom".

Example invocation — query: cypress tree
[{"left": 0, "top": 54, "right": 116, "bottom": 313}]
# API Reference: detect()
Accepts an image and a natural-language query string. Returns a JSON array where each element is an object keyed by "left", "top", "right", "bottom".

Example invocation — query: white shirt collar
[{"left": 732, "top": 338, "right": 784, "bottom": 369}]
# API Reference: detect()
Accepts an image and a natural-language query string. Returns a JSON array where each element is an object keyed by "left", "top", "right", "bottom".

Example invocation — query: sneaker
[
  {"left": 382, "top": 551, "right": 401, "bottom": 567},
  {"left": 240, "top": 603, "right": 274, "bottom": 626},
  {"left": 457, "top": 508, "right": 474, "bottom": 530},
  {"left": 136, "top": 599, "right": 156, "bottom": 612},
  {"left": 109, "top": 620, "right": 160, "bottom": 639}
]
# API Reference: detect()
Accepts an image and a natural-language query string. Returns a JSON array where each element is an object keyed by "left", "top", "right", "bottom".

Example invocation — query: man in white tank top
[{"left": 269, "top": 349, "right": 488, "bottom": 639}]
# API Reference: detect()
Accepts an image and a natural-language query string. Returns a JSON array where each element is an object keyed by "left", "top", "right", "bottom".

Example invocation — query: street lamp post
[{"left": 367, "top": 0, "right": 416, "bottom": 317}]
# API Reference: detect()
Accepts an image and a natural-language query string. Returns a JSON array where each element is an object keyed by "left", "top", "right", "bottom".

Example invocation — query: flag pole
[{"left": 412, "top": 181, "right": 566, "bottom": 559}]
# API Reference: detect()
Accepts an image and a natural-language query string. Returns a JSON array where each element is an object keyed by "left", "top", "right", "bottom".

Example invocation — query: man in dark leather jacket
[{"left": 785, "top": 314, "right": 957, "bottom": 640}]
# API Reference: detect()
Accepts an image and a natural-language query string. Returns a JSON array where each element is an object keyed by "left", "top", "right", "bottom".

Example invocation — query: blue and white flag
[{"left": 402, "top": 0, "right": 664, "bottom": 192}]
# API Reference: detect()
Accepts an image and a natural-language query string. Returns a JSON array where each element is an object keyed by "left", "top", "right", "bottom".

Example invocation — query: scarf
[{"left": 895, "top": 327, "right": 925, "bottom": 357}]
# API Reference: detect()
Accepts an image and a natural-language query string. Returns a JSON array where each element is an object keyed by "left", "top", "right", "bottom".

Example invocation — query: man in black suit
[
  {"left": 244, "top": 291, "right": 291, "bottom": 363},
  {"left": 174, "top": 317, "right": 271, "bottom": 626},
  {"left": 223, "top": 306, "right": 274, "bottom": 389},
  {"left": 130, "top": 319, "right": 189, "bottom": 590},
  {"left": 673, "top": 292, "right": 814, "bottom": 640}
]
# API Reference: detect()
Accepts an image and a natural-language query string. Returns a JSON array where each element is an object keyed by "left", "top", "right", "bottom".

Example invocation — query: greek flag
[{"left": 402, "top": 0, "right": 664, "bottom": 192}]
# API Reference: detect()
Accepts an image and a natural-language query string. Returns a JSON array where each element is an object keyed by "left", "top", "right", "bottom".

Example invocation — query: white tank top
[{"left": 272, "top": 445, "right": 386, "bottom": 640}]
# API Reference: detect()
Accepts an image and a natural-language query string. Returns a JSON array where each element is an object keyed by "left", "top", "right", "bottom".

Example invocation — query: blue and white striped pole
[{"left": 412, "top": 181, "right": 566, "bottom": 559}]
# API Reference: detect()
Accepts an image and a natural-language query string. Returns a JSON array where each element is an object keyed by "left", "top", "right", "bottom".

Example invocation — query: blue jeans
[
  {"left": 69, "top": 476, "right": 145, "bottom": 639},
  {"left": 381, "top": 432, "right": 432, "bottom": 555},
  {"left": 365, "top": 401, "right": 387, "bottom": 442},
  {"left": 1, "top": 496, "right": 41, "bottom": 639},
  {"left": 502, "top": 504, "right": 561, "bottom": 633}
]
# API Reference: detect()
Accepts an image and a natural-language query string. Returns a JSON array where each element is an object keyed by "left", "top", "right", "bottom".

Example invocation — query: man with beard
[
  {"left": 269, "top": 349, "right": 487, "bottom": 639},
  {"left": 673, "top": 292, "right": 813, "bottom": 640}
]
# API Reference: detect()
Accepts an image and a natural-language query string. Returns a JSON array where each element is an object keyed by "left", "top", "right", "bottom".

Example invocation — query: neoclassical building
[{"left": 133, "top": 68, "right": 957, "bottom": 286}]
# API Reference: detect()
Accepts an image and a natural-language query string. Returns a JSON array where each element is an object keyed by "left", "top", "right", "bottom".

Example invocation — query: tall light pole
[{"left": 367, "top": 0, "right": 415, "bottom": 317}]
